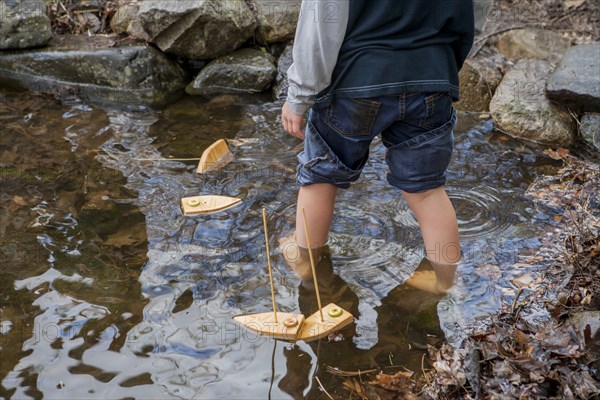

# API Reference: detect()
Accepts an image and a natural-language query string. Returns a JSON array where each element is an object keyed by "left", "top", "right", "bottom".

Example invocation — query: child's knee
[{"left": 401, "top": 186, "right": 444, "bottom": 202}]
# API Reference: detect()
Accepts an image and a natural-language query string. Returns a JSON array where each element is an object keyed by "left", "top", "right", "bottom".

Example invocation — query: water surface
[{"left": 0, "top": 91, "right": 561, "bottom": 399}]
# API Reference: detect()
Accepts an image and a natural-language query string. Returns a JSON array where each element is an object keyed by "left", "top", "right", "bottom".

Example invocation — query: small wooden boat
[
  {"left": 197, "top": 139, "right": 234, "bottom": 173},
  {"left": 233, "top": 208, "right": 354, "bottom": 342},
  {"left": 233, "top": 312, "right": 305, "bottom": 341},
  {"left": 181, "top": 195, "right": 241, "bottom": 215}
]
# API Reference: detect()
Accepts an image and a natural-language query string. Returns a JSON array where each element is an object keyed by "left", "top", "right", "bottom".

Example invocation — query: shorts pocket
[
  {"left": 297, "top": 120, "right": 363, "bottom": 188},
  {"left": 419, "top": 92, "right": 453, "bottom": 131},
  {"left": 325, "top": 97, "right": 381, "bottom": 137}
]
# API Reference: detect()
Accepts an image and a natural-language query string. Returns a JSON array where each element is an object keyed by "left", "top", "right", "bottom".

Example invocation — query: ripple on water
[{"left": 450, "top": 185, "right": 518, "bottom": 238}]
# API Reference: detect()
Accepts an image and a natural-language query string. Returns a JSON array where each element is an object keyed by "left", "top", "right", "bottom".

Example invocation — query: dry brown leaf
[{"left": 370, "top": 370, "right": 415, "bottom": 394}]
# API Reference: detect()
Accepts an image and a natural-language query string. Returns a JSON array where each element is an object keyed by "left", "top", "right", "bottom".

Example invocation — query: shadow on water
[{"left": 0, "top": 90, "right": 563, "bottom": 399}]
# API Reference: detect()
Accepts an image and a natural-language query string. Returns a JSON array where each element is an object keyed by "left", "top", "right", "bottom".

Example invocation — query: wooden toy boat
[
  {"left": 233, "top": 312, "right": 305, "bottom": 341},
  {"left": 197, "top": 139, "right": 234, "bottom": 173},
  {"left": 233, "top": 208, "right": 354, "bottom": 342},
  {"left": 181, "top": 195, "right": 241, "bottom": 215}
]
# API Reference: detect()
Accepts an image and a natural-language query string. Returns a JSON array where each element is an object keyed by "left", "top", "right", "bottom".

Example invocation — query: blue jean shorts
[{"left": 297, "top": 92, "right": 457, "bottom": 193}]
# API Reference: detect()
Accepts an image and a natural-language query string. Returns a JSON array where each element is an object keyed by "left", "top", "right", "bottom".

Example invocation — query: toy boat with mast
[{"left": 234, "top": 208, "right": 354, "bottom": 342}]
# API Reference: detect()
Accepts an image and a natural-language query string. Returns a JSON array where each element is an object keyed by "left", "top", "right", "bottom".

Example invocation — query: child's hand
[{"left": 282, "top": 102, "right": 305, "bottom": 140}]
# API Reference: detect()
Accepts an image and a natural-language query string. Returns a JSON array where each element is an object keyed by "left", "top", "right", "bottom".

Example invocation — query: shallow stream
[{"left": 0, "top": 90, "right": 562, "bottom": 399}]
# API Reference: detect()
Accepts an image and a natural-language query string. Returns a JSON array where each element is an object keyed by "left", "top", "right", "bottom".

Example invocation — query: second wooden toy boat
[{"left": 181, "top": 195, "right": 242, "bottom": 215}]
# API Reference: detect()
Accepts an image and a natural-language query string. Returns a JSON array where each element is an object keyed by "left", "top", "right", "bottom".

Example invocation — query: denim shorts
[{"left": 297, "top": 92, "right": 457, "bottom": 193}]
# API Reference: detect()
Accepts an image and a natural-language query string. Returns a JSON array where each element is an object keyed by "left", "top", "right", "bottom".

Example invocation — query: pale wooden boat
[
  {"left": 234, "top": 312, "right": 305, "bottom": 341},
  {"left": 181, "top": 195, "right": 241, "bottom": 215},
  {"left": 197, "top": 139, "right": 234, "bottom": 173}
]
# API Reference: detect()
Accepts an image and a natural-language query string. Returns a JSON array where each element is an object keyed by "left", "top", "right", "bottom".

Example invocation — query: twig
[
  {"left": 326, "top": 366, "right": 377, "bottom": 377},
  {"left": 510, "top": 287, "right": 524, "bottom": 315},
  {"left": 133, "top": 158, "right": 202, "bottom": 161},
  {"left": 315, "top": 376, "right": 335, "bottom": 400}
]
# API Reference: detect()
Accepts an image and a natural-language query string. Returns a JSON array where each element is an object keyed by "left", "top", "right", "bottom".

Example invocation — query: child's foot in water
[
  {"left": 405, "top": 257, "right": 456, "bottom": 295},
  {"left": 405, "top": 270, "right": 447, "bottom": 294}
]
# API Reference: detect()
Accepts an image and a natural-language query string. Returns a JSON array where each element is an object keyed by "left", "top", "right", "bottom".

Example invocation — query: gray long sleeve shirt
[{"left": 286, "top": 0, "right": 474, "bottom": 116}]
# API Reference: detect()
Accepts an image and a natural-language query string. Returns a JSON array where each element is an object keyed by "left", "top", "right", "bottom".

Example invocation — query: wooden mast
[
  {"left": 301, "top": 207, "right": 324, "bottom": 322},
  {"left": 262, "top": 208, "right": 278, "bottom": 323}
]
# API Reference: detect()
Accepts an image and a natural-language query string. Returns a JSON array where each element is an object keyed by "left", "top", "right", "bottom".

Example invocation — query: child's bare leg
[
  {"left": 295, "top": 183, "right": 337, "bottom": 248},
  {"left": 279, "top": 184, "right": 337, "bottom": 277},
  {"left": 402, "top": 186, "right": 461, "bottom": 294}
]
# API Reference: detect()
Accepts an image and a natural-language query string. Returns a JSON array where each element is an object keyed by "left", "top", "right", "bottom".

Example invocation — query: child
[{"left": 280, "top": 0, "right": 474, "bottom": 294}]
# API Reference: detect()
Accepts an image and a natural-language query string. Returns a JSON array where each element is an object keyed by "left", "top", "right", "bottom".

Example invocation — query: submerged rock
[
  {"left": 139, "top": 0, "right": 256, "bottom": 60},
  {"left": 0, "top": 0, "right": 52, "bottom": 50},
  {"left": 272, "top": 43, "right": 294, "bottom": 100},
  {"left": 546, "top": 43, "right": 600, "bottom": 112},
  {"left": 0, "top": 35, "right": 188, "bottom": 106},
  {"left": 249, "top": 0, "right": 301, "bottom": 44},
  {"left": 455, "top": 54, "right": 505, "bottom": 112},
  {"left": 492, "top": 28, "right": 571, "bottom": 63},
  {"left": 186, "top": 48, "right": 276, "bottom": 96},
  {"left": 490, "top": 59, "right": 576, "bottom": 146},
  {"left": 579, "top": 113, "right": 600, "bottom": 151}
]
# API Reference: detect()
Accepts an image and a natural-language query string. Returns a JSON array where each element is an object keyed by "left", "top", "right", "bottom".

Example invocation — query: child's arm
[{"left": 284, "top": 0, "right": 349, "bottom": 117}]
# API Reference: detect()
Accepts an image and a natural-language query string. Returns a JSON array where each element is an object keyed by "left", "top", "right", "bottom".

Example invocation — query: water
[{"left": 0, "top": 90, "right": 562, "bottom": 399}]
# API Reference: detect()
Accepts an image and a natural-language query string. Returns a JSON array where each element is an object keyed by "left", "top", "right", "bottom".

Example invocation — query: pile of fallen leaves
[
  {"left": 421, "top": 150, "right": 599, "bottom": 399},
  {"left": 45, "top": 0, "right": 120, "bottom": 34},
  {"left": 424, "top": 317, "right": 598, "bottom": 399}
]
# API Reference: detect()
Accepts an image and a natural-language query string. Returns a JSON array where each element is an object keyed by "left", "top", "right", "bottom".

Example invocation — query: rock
[
  {"left": 0, "top": 0, "right": 52, "bottom": 50},
  {"left": 569, "top": 311, "right": 600, "bottom": 341},
  {"left": 139, "top": 0, "right": 257, "bottom": 60},
  {"left": 80, "top": 12, "right": 102, "bottom": 34},
  {"left": 249, "top": 0, "right": 301, "bottom": 44},
  {"left": 579, "top": 113, "right": 600, "bottom": 151},
  {"left": 0, "top": 35, "right": 188, "bottom": 106},
  {"left": 493, "top": 28, "right": 571, "bottom": 63},
  {"left": 186, "top": 48, "right": 276, "bottom": 96},
  {"left": 455, "top": 54, "right": 505, "bottom": 112},
  {"left": 272, "top": 43, "right": 294, "bottom": 100},
  {"left": 110, "top": 3, "right": 149, "bottom": 41},
  {"left": 546, "top": 43, "right": 600, "bottom": 112},
  {"left": 490, "top": 59, "right": 576, "bottom": 146},
  {"left": 110, "top": 4, "right": 139, "bottom": 34}
]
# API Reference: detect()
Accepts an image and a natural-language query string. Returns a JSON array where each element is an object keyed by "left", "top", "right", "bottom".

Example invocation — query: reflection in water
[{"left": 1, "top": 92, "right": 561, "bottom": 399}]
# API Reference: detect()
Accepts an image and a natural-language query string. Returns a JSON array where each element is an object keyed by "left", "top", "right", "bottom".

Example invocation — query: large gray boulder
[
  {"left": 138, "top": 0, "right": 257, "bottom": 60},
  {"left": 490, "top": 59, "right": 576, "bottom": 146},
  {"left": 186, "top": 48, "right": 276, "bottom": 96},
  {"left": 249, "top": 0, "right": 301, "bottom": 44},
  {"left": 0, "top": 35, "right": 188, "bottom": 106},
  {"left": 0, "top": 0, "right": 52, "bottom": 50},
  {"left": 492, "top": 28, "right": 571, "bottom": 63},
  {"left": 546, "top": 43, "right": 600, "bottom": 112},
  {"left": 455, "top": 54, "right": 505, "bottom": 112},
  {"left": 579, "top": 113, "right": 600, "bottom": 152},
  {"left": 272, "top": 43, "right": 294, "bottom": 100}
]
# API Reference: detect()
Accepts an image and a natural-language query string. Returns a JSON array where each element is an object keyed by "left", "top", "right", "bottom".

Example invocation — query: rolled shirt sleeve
[{"left": 286, "top": 0, "right": 350, "bottom": 116}]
